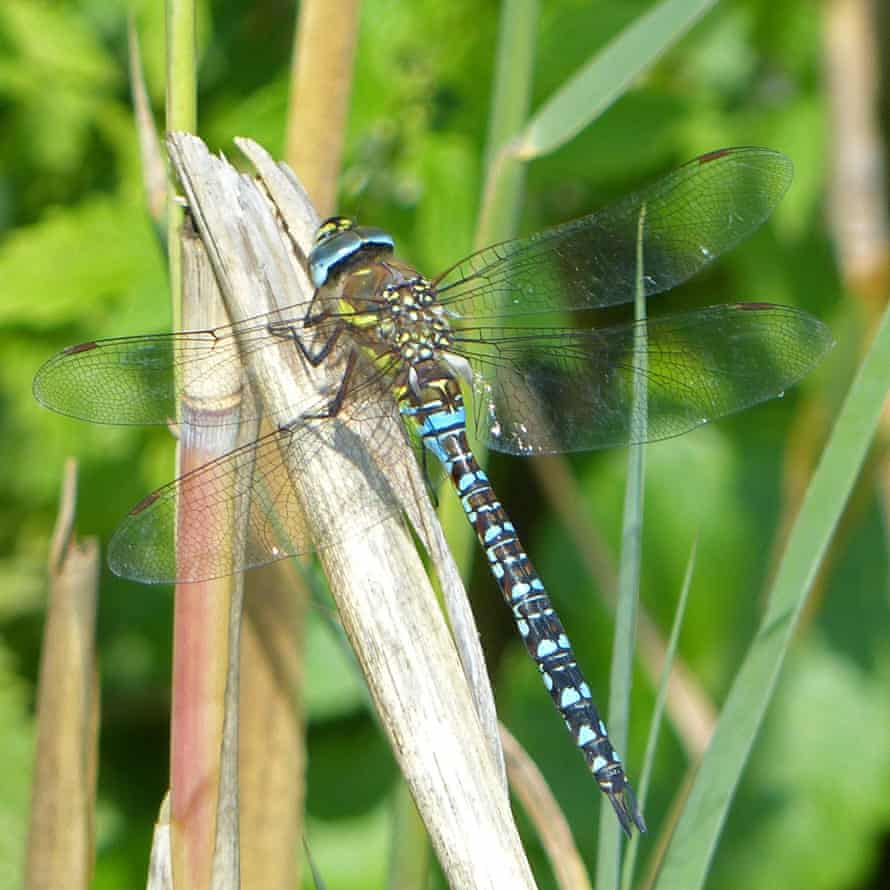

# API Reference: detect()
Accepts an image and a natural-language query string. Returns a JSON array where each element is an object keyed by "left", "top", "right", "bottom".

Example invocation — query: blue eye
[{"left": 308, "top": 223, "right": 395, "bottom": 288}]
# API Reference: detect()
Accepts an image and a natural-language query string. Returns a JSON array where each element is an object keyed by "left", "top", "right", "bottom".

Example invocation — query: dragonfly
[{"left": 34, "top": 147, "right": 834, "bottom": 835}]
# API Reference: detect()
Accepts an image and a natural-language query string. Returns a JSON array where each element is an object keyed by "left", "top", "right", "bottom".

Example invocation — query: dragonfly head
[{"left": 309, "top": 216, "right": 395, "bottom": 289}]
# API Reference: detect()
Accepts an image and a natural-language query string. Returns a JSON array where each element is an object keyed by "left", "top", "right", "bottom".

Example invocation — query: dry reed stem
[
  {"left": 167, "top": 133, "right": 533, "bottom": 889},
  {"left": 25, "top": 460, "right": 99, "bottom": 890},
  {"left": 285, "top": 0, "right": 362, "bottom": 217},
  {"left": 774, "top": 0, "right": 890, "bottom": 625},
  {"left": 239, "top": 561, "right": 306, "bottom": 889},
  {"left": 169, "top": 221, "right": 244, "bottom": 890},
  {"left": 501, "top": 726, "right": 592, "bottom": 890}
]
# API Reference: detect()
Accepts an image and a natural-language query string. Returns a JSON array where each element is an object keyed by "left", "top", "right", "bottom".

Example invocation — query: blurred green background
[{"left": 1, "top": 0, "right": 888, "bottom": 888}]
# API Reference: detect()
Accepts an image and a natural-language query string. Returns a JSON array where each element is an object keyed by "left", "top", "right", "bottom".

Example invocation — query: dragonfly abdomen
[{"left": 405, "top": 379, "right": 645, "bottom": 835}]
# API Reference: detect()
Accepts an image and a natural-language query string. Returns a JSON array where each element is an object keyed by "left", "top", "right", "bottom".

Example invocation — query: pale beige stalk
[
  {"left": 239, "top": 560, "right": 306, "bottom": 890},
  {"left": 169, "top": 223, "right": 246, "bottom": 890},
  {"left": 167, "top": 132, "right": 535, "bottom": 889},
  {"left": 501, "top": 727, "right": 592, "bottom": 890},
  {"left": 25, "top": 461, "right": 99, "bottom": 890},
  {"left": 285, "top": 0, "right": 362, "bottom": 217}
]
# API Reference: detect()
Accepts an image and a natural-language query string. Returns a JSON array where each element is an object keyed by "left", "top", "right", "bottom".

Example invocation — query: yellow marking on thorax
[{"left": 342, "top": 306, "right": 380, "bottom": 330}]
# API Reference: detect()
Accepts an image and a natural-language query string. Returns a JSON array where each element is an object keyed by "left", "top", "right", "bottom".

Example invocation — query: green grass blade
[
  {"left": 621, "top": 538, "right": 698, "bottom": 890},
  {"left": 475, "top": 0, "right": 538, "bottom": 246},
  {"left": 597, "top": 205, "right": 651, "bottom": 884},
  {"left": 653, "top": 301, "right": 890, "bottom": 889},
  {"left": 166, "top": 0, "right": 197, "bottom": 330},
  {"left": 597, "top": 392, "right": 645, "bottom": 881},
  {"left": 303, "top": 836, "right": 329, "bottom": 890},
  {"left": 510, "top": 0, "right": 718, "bottom": 161}
]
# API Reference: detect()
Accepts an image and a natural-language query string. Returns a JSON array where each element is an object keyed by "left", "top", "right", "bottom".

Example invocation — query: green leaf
[
  {"left": 714, "top": 640, "right": 890, "bottom": 890},
  {"left": 511, "top": 0, "right": 719, "bottom": 161},
  {"left": 622, "top": 538, "right": 697, "bottom": 889},
  {"left": 598, "top": 205, "right": 650, "bottom": 879},
  {"left": 0, "top": 646, "right": 34, "bottom": 890},
  {"left": 0, "top": 196, "right": 163, "bottom": 328},
  {"left": 0, "top": 1, "right": 119, "bottom": 89}
]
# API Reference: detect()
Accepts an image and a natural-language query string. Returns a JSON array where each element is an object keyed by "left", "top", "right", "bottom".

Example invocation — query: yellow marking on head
[{"left": 315, "top": 216, "right": 354, "bottom": 245}]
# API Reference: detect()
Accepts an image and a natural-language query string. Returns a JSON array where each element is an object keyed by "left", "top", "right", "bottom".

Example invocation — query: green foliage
[
  {"left": 716, "top": 639, "right": 890, "bottom": 890},
  {"left": 0, "top": 196, "right": 163, "bottom": 329},
  {"left": 304, "top": 611, "right": 368, "bottom": 721},
  {"left": 654, "top": 302, "right": 890, "bottom": 888},
  {"left": 0, "top": 647, "right": 34, "bottom": 890},
  {"left": 3, "top": 1, "right": 885, "bottom": 888}
]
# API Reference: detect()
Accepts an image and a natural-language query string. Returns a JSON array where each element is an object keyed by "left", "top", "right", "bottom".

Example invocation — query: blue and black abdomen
[{"left": 407, "top": 386, "right": 645, "bottom": 836}]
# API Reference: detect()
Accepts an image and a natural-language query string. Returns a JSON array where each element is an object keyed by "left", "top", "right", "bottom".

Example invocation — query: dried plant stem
[
  {"left": 773, "top": 0, "right": 890, "bottom": 623},
  {"left": 239, "top": 562, "right": 306, "bottom": 889},
  {"left": 169, "top": 221, "right": 245, "bottom": 890},
  {"left": 167, "top": 133, "right": 536, "bottom": 889},
  {"left": 822, "top": 0, "right": 889, "bottom": 471},
  {"left": 501, "top": 727, "right": 592, "bottom": 890},
  {"left": 285, "top": 0, "right": 362, "bottom": 216},
  {"left": 26, "top": 461, "right": 99, "bottom": 890},
  {"left": 823, "top": 0, "right": 889, "bottom": 302}
]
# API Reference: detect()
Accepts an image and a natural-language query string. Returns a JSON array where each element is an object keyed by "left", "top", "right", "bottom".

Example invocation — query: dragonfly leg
[
  {"left": 268, "top": 315, "right": 344, "bottom": 367},
  {"left": 299, "top": 349, "right": 359, "bottom": 421}
]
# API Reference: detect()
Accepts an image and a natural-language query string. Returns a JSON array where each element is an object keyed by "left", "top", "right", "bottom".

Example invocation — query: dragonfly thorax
[
  {"left": 312, "top": 224, "right": 472, "bottom": 408},
  {"left": 375, "top": 278, "right": 454, "bottom": 365}
]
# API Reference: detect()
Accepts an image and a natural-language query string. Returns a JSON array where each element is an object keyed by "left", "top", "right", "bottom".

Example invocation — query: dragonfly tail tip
[{"left": 607, "top": 784, "right": 646, "bottom": 838}]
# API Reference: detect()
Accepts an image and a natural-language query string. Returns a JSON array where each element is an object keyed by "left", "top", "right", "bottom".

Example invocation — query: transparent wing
[
  {"left": 32, "top": 301, "right": 321, "bottom": 426},
  {"left": 453, "top": 304, "right": 834, "bottom": 455},
  {"left": 435, "top": 148, "right": 793, "bottom": 317},
  {"left": 109, "top": 426, "right": 306, "bottom": 583},
  {"left": 108, "top": 379, "right": 409, "bottom": 584}
]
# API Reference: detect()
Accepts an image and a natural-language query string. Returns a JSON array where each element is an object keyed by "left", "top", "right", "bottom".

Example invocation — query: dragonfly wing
[
  {"left": 455, "top": 304, "right": 833, "bottom": 455},
  {"left": 109, "top": 426, "right": 307, "bottom": 582},
  {"left": 108, "top": 365, "right": 410, "bottom": 584},
  {"left": 435, "top": 148, "right": 793, "bottom": 317},
  {"left": 32, "top": 303, "right": 318, "bottom": 426}
]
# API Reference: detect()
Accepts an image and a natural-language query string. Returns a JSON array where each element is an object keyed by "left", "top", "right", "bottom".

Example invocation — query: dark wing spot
[
  {"left": 698, "top": 147, "right": 734, "bottom": 164},
  {"left": 130, "top": 490, "right": 161, "bottom": 515},
  {"left": 63, "top": 341, "right": 99, "bottom": 355}
]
